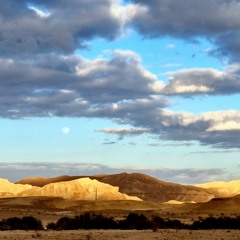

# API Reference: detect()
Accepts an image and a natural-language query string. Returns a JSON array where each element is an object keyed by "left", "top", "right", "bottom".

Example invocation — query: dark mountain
[{"left": 16, "top": 172, "right": 214, "bottom": 202}]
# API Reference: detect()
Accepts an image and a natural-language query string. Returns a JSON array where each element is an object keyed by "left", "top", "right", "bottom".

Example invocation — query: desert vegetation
[
  {"left": 1, "top": 213, "right": 240, "bottom": 231},
  {"left": 0, "top": 216, "right": 43, "bottom": 230}
]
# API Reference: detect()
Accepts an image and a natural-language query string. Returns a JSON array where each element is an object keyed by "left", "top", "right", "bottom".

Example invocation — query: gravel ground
[{"left": 1, "top": 229, "right": 240, "bottom": 240}]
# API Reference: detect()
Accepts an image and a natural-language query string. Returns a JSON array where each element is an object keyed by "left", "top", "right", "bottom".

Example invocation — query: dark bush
[
  {"left": 191, "top": 216, "right": 240, "bottom": 230},
  {"left": 21, "top": 216, "right": 43, "bottom": 230},
  {"left": 151, "top": 215, "right": 166, "bottom": 229},
  {"left": 3, "top": 213, "right": 240, "bottom": 231},
  {"left": 0, "top": 216, "right": 43, "bottom": 230},
  {"left": 52, "top": 212, "right": 118, "bottom": 230},
  {"left": 119, "top": 213, "right": 153, "bottom": 230}
]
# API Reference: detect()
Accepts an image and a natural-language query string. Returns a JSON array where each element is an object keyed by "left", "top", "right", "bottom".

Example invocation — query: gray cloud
[
  {"left": 148, "top": 142, "right": 195, "bottom": 147},
  {"left": 1, "top": 0, "right": 240, "bottom": 150},
  {"left": 0, "top": 0, "right": 122, "bottom": 56},
  {"left": 162, "top": 65, "right": 240, "bottom": 96},
  {"left": 211, "top": 31, "right": 240, "bottom": 62},
  {"left": 0, "top": 52, "right": 167, "bottom": 119},
  {"left": 1, "top": 50, "right": 240, "bottom": 148},
  {"left": 129, "top": 0, "right": 240, "bottom": 62},
  {"left": 154, "top": 110, "right": 240, "bottom": 149},
  {"left": 97, "top": 127, "right": 149, "bottom": 139},
  {"left": 130, "top": 0, "right": 240, "bottom": 37},
  {"left": 98, "top": 107, "right": 240, "bottom": 149},
  {"left": 0, "top": 162, "right": 228, "bottom": 184}
]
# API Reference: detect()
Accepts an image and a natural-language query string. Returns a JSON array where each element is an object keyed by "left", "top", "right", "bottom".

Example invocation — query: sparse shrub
[
  {"left": 47, "top": 222, "right": 56, "bottom": 230},
  {"left": 0, "top": 216, "right": 43, "bottom": 231},
  {"left": 152, "top": 215, "right": 166, "bottom": 229},
  {"left": 190, "top": 216, "right": 240, "bottom": 230},
  {"left": 119, "top": 213, "right": 153, "bottom": 230},
  {"left": 52, "top": 212, "right": 118, "bottom": 230}
]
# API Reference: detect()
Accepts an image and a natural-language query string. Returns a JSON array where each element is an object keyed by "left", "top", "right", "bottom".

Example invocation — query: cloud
[
  {"left": 1, "top": 0, "right": 240, "bottom": 150},
  {"left": 97, "top": 127, "right": 149, "bottom": 139},
  {"left": 0, "top": 162, "right": 229, "bottom": 184},
  {"left": 0, "top": 52, "right": 167, "bottom": 119},
  {"left": 1, "top": 49, "right": 240, "bottom": 148},
  {"left": 103, "top": 141, "right": 116, "bottom": 145},
  {"left": 203, "top": 110, "right": 240, "bottom": 132},
  {"left": 162, "top": 65, "right": 240, "bottom": 95},
  {"left": 2, "top": 48, "right": 240, "bottom": 148},
  {"left": 130, "top": 0, "right": 240, "bottom": 37},
  {"left": 148, "top": 142, "right": 195, "bottom": 147},
  {"left": 155, "top": 110, "right": 240, "bottom": 149},
  {"left": 95, "top": 105, "right": 240, "bottom": 148},
  {"left": 0, "top": 0, "right": 125, "bottom": 56},
  {"left": 129, "top": 0, "right": 240, "bottom": 62},
  {"left": 212, "top": 30, "right": 240, "bottom": 62}
]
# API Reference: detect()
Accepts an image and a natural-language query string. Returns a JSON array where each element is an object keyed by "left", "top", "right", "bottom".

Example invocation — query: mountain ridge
[
  {"left": 196, "top": 180, "right": 240, "bottom": 198},
  {"left": 1, "top": 172, "right": 239, "bottom": 203},
  {"left": 16, "top": 172, "right": 215, "bottom": 202},
  {"left": 1, "top": 177, "right": 141, "bottom": 201}
]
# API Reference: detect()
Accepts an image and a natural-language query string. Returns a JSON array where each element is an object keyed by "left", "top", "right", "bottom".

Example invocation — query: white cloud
[
  {"left": 201, "top": 110, "right": 240, "bottom": 132},
  {"left": 28, "top": 6, "right": 51, "bottom": 18},
  {"left": 207, "top": 121, "right": 240, "bottom": 132},
  {"left": 170, "top": 84, "right": 212, "bottom": 94},
  {"left": 2, "top": 0, "right": 240, "bottom": 150},
  {"left": 162, "top": 66, "right": 240, "bottom": 95},
  {"left": 97, "top": 127, "right": 149, "bottom": 138}
]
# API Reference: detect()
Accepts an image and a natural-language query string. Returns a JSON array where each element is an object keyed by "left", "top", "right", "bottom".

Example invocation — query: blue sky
[{"left": 1, "top": 0, "right": 240, "bottom": 184}]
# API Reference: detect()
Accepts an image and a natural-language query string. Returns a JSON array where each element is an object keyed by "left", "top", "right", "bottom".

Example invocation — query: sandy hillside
[
  {"left": 1, "top": 177, "right": 141, "bottom": 201},
  {"left": 17, "top": 173, "right": 215, "bottom": 202},
  {"left": 196, "top": 180, "right": 240, "bottom": 197}
]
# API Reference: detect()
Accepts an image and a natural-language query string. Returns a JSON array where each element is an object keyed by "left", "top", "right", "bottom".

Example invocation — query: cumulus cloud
[
  {"left": 156, "top": 110, "right": 240, "bottom": 148},
  {"left": 0, "top": 0, "right": 126, "bottom": 55},
  {"left": 161, "top": 64, "right": 240, "bottom": 96},
  {"left": 93, "top": 103, "right": 240, "bottom": 148},
  {"left": 1, "top": 0, "right": 240, "bottom": 150},
  {"left": 2, "top": 47, "right": 240, "bottom": 148},
  {"left": 129, "top": 0, "right": 240, "bottom": 62},
  {"left": 0, "top": 52, "right": 167, "bottom": 119},
  {"left": 203, "top": 110, "right": 240, "bottom": 132},
  {"left": 130, "top": 0, "right": 240, "bottom": 37}
]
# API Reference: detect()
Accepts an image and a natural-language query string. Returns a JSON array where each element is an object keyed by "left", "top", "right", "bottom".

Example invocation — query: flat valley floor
[
  {"left": 1, "top": 229, "right": 240, "bottom": 240},
  {"left": 1, "top": 197, "right": 240, "bottom": 239}
]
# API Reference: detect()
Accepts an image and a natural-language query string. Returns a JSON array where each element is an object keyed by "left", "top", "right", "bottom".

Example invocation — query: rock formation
[
  {"left": 196, "top": 180, "right": 240, "bottom": 197},
  {"left": 0, "top": 178, "right": 33, "bottom": 197},
  {"left": 17, "top": 173, "right": 216, "bottom": 202},
  {"left": 1, "top": 177, "right": 141, "bottom": 201}
]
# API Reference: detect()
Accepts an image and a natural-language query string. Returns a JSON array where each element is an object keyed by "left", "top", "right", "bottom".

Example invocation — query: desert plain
[
  {"left": 1, "top": 173, "right": 240, "bottom": 239},
  {"left": 1, "top": 196, "right": 240, "bottom": 240},
  {"left": 1, "top": 229, "right": 240, "bottom": 240}
]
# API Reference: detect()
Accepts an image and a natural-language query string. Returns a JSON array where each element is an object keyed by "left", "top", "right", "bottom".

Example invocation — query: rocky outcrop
[
  {"left": 0, "top": 177, "right": 141, "bottom": 201},
  {"left": 0, "top": 192, "right": 15, "bottom": 198},
  {"left": 0, "top": 178, "right": 33, "bottom": 196},
  {"left": 17, "top": 173, "right": 216, "bottom": 202},
  {"left": 196, "top": 180, "right": 240, "bottom": 197},
  {"left": 91, "top": 173, "right": 215, "bottom": 202}
]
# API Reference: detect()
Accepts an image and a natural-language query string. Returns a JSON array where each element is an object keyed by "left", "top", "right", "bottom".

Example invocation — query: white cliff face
[
  {"left": 0, "top": 178, "right": 33, "bottom": 196},
  {"left": 0, "top": 178, "right": 142, "bottom": 201},
  {"left": 196, "top": 180, "right": 240, "bottom": 197}
]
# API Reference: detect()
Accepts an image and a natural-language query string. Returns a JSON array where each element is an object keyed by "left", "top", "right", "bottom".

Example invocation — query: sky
[{"left": 1, "top": 0, "right": 240, "bottom": 184}]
